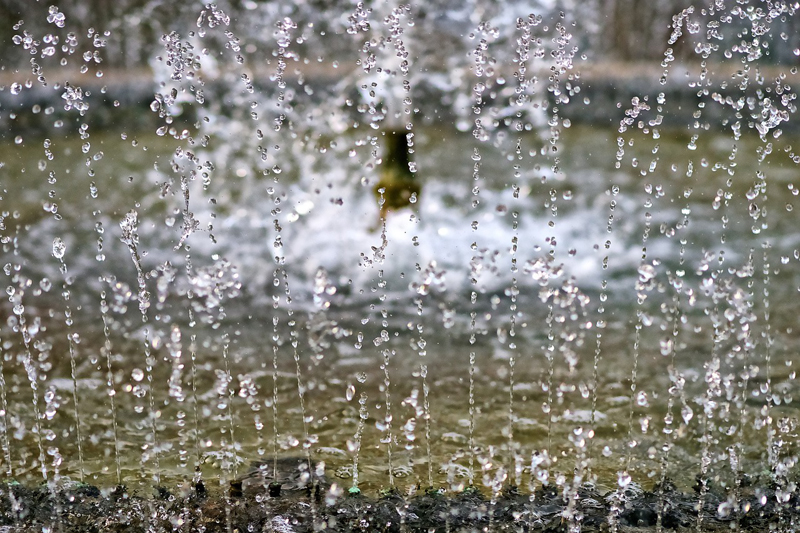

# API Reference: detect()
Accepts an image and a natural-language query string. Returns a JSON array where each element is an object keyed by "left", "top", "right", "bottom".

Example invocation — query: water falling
[{"left": 1, "top": 1, "right": 800, "bottom": 531}]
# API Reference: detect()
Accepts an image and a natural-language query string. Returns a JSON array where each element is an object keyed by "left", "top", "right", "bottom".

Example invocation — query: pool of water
[{"left": 0, "top": 123, "right": 798, "bottom": 497}]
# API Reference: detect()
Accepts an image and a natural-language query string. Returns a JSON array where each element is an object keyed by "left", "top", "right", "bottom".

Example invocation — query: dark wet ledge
[{"left": 1, "top": 476, "right": 798, "bottom": 532}]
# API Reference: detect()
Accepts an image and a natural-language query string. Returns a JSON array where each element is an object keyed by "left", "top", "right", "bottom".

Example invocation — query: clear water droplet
[{"left": 52, "top": 238, "right": 66, "bottom": 259}]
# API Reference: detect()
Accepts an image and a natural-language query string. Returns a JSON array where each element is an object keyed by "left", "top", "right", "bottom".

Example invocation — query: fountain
[{"left": 0, "top": 0, "right": 799, "bottom": 531}]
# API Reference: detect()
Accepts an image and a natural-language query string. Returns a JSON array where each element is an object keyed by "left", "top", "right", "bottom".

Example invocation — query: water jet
[{"left": 0, "top": 1, "right": 799, "bottom": 532}]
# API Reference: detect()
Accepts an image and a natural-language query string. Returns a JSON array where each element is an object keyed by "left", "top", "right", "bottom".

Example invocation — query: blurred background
[{"left": 2, "top": 0, "right": 800, "bottom": 68}]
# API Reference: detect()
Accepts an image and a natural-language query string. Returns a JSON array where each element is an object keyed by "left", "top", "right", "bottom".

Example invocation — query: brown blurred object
[{"left": 373, "top": 130, "right": 420, "bottom": 225}]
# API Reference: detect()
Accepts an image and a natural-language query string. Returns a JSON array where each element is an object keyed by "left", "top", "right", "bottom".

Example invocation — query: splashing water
[{"left": 1, "top": 1, "right": 800, "bottom": 531}]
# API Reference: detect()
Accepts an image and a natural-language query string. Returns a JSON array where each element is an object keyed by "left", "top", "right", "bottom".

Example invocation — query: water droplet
[
  {"left": 636, "top": 391, "right": 649, "bottom": 407},
  {"left": 681, "top": 405, "right": 694, "bottom": 424},
  {"left": 659, "top": 337, "right": 673, "bottom": 356},
  {"left": 52, "top": 238, "right": 66, "bottom": 259}
]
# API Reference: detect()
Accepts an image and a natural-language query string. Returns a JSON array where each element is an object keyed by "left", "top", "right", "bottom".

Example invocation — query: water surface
[{"left": 0, "top": 124, "right": 797, "bottom": 497}]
